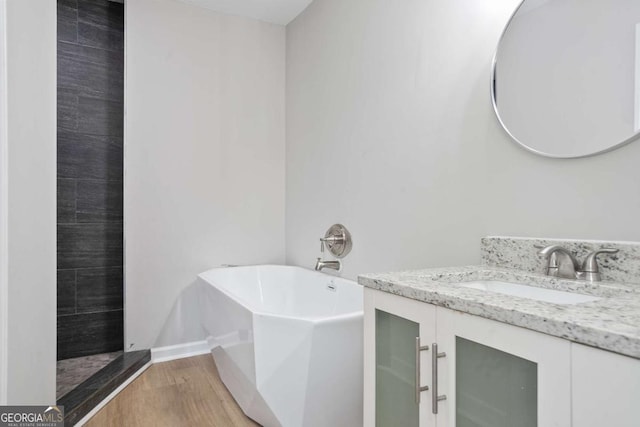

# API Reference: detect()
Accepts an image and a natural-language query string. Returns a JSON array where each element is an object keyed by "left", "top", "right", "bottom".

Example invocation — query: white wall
[
  {"left": 3, "top": 0, "right": 57, "bottom": 404},
  {"left": 125, "top": 0, "right": 286, "bottom": 350},
  {"left": 285, "top": 0, "right": 640, "bottom": 279}
]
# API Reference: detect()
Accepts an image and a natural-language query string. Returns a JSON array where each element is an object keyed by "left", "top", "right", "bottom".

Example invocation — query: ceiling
[{"left": 177, "top": 0, "right": 314, "bottom": 25}]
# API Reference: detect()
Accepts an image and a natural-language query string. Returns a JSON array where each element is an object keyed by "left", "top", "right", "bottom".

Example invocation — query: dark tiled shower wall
[{"left": 57, "top": 0, "right": 124, "bottom": 360}]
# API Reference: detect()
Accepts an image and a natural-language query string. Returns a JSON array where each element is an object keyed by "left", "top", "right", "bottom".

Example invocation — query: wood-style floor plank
[{"left": 85, "top": 354, "right": 260, "bottom": 427}]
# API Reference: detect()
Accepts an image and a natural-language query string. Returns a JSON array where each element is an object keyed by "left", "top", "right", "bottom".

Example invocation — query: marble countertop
[{"left": 358, "top": 266, "right": 640, "bottom": 359}]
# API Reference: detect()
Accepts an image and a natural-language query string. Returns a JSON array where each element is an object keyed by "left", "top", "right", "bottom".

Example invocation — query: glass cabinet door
[
  {"left": 363, "top": 288, "right": 437, "bottom": 427},
  {"left": 455, "top": 337, "right": 537, "bottom": 427},
  {"left": 375, "top": 309, "right": 420, "bottom": 427},
  {"left": 436, "top": 307, "right": 571, "bottom": 427}
]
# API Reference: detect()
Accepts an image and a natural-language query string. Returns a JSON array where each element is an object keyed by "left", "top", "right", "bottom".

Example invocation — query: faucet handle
[
  {"left": 320, "top": 224, "right": 353, "bottom": 259},
  {"left": 579, "top": 248, "right": 619, "bottom": 281}
]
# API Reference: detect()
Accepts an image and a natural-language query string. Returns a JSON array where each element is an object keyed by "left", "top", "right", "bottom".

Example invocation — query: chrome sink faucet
[{"left": 537, "top": 245, "right": 619, "bottom": 282}]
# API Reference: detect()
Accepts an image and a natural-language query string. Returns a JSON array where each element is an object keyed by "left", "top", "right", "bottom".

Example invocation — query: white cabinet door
[
  {"left": 436, "top": 307, "right": 571, "bottom": 427},
  {"left": 364, "top": 288, "right": 437, "bottom": 427},
  {"left": 572, "top": 343, "right": 640, "bottom": 427}
]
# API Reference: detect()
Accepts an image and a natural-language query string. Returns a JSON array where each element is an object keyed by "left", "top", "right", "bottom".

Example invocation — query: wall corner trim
[{"left": 0, "top": 0, "right": 9, "bottom": 406}]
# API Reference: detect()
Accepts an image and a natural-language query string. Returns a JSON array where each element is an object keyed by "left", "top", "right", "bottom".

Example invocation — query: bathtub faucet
[{"left": 315, "top": 257, "right": 341, "bottom": 272}]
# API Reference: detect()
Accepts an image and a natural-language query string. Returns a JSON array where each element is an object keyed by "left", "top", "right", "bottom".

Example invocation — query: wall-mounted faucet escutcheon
[{"left": 315, "top": 224, "right": 353, "bottom": 271}]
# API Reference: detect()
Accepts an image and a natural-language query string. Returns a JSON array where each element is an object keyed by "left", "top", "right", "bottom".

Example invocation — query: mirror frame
[{"left": 491, "top": 0, "right": 640, "bottom": 159}]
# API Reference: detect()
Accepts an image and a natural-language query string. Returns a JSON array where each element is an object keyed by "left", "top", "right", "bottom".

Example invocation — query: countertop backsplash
[{"left": 481, "top": 236, "right": 640, "bottom": 285}]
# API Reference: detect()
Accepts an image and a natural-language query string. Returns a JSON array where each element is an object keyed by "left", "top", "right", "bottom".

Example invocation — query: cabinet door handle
[
  {"left": 415, "top": 337, "right": 430, "bottom": 403},
  {"left": 431, "top": 343, "right": 447, "bottom": 414}
]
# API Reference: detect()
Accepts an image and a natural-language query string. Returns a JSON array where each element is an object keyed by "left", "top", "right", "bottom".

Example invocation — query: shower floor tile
[{"left": 57, "top": 351, "right": 122, "bottom": 399}]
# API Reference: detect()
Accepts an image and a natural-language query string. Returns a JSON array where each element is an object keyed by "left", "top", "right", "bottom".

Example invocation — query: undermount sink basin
[{"left": 459, "top": 280, "right": 600, "bottom": 305}]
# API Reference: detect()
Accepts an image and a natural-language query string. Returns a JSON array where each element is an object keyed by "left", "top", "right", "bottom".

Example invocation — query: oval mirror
[{"left": 492, "top": 0, "right": 640, "bottom": 158}]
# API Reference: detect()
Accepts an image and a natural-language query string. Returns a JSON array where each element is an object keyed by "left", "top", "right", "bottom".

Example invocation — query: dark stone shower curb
[{"left": 58, "top": 350, "right": 151, "bottom": 426}]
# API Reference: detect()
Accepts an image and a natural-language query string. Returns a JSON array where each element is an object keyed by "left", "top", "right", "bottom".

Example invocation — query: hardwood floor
[{"left": 85, "top": 355, "right": 260, "bottom": 427}]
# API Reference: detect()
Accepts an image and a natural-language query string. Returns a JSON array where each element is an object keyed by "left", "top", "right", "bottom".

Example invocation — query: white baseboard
[
  {"left": 73, "top": 360, "right": 151, "bottom": 427},
  {"left": 151, "top": 340, "right": 211, "bottom": 363}
]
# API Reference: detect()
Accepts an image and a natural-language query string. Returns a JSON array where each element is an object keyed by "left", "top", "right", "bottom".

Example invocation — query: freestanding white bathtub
[{"left": 198, "top": 265, "right": 363, "bottom": 427}]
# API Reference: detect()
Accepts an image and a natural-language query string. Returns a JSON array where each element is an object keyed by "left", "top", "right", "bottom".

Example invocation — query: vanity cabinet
[
  {"left": 364, "top": 288, "right": 572, "bottom": 426},
  {"left": 571, "top": 343, "right": 640, "bottom": 427}
]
